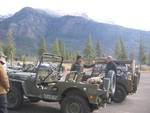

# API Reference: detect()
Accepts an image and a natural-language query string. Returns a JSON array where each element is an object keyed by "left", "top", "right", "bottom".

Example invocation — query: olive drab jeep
[
  {"left": 113, "top": 60, "right": 140, "bottom": 103},
  {"left": 88, "top": 59, "right": 140, "bottom": 103},
  {"left": 7, "top": 53, "right": 114, "bottom": 113}
]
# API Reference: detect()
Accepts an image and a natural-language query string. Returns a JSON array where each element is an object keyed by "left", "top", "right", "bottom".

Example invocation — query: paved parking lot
[{"left": 9, "top": 72, "right": 150, "bottom": 113}]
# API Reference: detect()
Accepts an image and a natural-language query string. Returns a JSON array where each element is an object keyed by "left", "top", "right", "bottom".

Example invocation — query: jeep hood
[{"left": 9, "top": 72, "right": 36, "bottom": 81}]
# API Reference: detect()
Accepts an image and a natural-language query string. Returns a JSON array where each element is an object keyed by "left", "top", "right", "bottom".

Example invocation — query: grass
[{"left": 140, "top": 66, "right": 150, "bottom": 72}]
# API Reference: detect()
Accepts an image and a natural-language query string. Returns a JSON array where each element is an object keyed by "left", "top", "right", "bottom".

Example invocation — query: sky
[{"left": 0, "top": 0, "right": 149, "bottom": 31}]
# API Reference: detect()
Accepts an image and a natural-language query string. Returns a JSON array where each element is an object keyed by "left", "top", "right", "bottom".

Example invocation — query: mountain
[
  {"left": 0, "top": 14, "right": 12, "bottom": 21},
  {"left": 0, "top": 7, "right": 150, "bottom": 56}
]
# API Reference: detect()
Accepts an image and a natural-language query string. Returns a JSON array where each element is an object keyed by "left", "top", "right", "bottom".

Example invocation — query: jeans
[{"left": 0, "top": 94, "right": 8, "bottom": 113}]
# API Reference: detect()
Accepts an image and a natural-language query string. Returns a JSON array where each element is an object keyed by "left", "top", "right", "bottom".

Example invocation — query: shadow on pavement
[{"left": 8, "top": 101, "right": 61, "bottom": 113}]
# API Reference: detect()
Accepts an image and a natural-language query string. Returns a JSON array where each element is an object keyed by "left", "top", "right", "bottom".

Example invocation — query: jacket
[
  {"left": 70, "top": 62, "right": 94, "bottom": 73},
  {"left": 0, "top": 62, "right": 10, "bottom": 94},
  {"left": 105, "top": 61, "right": 117, "bottom": 75}
]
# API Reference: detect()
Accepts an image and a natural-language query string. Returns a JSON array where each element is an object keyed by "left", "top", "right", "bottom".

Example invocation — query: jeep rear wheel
[
  {"left": 61, "top": 95, "right": 90, "bottom": 113},
  {"left": 7, "top": 86, "right": 23, "bottom": 110},
  {"left": 113, "top": 85, "right": 127, "bottom": 103}
]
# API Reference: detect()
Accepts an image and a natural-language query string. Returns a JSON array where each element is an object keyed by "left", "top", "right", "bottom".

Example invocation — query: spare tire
[{"left": 105, "top": 70, "right": 116, "bottom": 97}]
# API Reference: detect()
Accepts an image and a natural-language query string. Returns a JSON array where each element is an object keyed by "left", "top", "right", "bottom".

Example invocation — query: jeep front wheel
[
  {"left": 113, "top": 85, "right": 127, "bottom": 103},
  {"left": 61, "top": 95, "right": 90, "bottom": 113},
  {"left": 7, "top": 86, "right": 23, "bottom": 110}
]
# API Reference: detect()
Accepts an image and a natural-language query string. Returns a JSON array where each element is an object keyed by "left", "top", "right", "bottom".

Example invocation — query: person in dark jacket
[
  {"left": 70, "top": 55, "right": 95, "bottom": 73},
  {"left": 0, "top": 51, "right": 10, "bottom": 113},
  {"left": 105, "top": 56, "right": 117, "bottom": 103},
  {"left": 105, "top": 56, "right": 117, "bottom": 75}
]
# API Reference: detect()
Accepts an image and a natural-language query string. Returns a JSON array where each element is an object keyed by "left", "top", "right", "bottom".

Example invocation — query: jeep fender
[
  {"left": 61, "top": 88, "right": 87, "bottom": 99},
  {"left": 116, "top": 83, "right": 128, "bottom": 94},
  {"left": 9, "top": 79, "right": 27, "bottom": 95},
  {"left": 60, "top": 87, "right": 100, "bottom": 105}
]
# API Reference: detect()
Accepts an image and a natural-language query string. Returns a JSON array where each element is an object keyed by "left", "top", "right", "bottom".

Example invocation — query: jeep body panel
[
  {"left": 9, "top": 72, "right": 107, "bottom": 106},
  {"left": 116, "top": 78, "right": 133, "bottom": 93}
]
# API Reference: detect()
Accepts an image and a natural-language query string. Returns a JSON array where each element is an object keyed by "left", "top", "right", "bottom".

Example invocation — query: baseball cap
[
  {"left": 106, "top": 56, "right": 113, "bottom": 59},
  {"left": 0, "top": 51, "right": 7, "bottom": 58}
]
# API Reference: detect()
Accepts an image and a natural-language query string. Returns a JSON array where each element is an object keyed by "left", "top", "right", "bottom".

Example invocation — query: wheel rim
[
  {"left": 67, "top": 102, "right": 82, "bottom": 113},
  {"left": 110, "top": 74, "right": 116, "bottom": 96},
  {"left": 114, "top": 90, "right": 122, "bottom": 100},
  {"left": 112, "top": 75, "right": 116, "bottom": 95},
  {"left": 7, "top": 91, "right": 18, "bottom": 107}
]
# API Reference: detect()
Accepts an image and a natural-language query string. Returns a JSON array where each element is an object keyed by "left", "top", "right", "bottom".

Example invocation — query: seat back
[
  {"left": 75, "top": 72, "right": 85, "bottom": 83},
  {"left": 65, "top": 71, "right": 77, "bottom": 82}
]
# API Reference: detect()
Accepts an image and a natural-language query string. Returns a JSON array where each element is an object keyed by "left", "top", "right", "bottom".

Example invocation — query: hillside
[{"left": 0, "top": 7, "right": 150, "bottom": 56}]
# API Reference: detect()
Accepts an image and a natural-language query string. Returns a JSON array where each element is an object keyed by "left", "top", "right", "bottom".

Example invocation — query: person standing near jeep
[
  {"left": 0, "top": 51, "right": 10, "bottom": 113},
  {"left": 70, "top": 55, "right": 95, "bottom": 73},
  {"left": 105, "top": 56, "right": 117, "bottom": 75}
]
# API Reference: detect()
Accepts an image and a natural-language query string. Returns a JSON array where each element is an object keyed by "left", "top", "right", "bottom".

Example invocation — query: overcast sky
[{"left": 0, "top": 0, "right": 149, "bottom": 31}]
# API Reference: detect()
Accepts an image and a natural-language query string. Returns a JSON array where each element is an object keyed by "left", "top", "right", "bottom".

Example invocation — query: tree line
[{"left": 0, "top": 32, "right": 150, "bottom": 66}]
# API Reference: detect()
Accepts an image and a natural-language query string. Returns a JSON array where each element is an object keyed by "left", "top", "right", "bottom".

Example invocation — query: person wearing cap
[
  {"left": 105, "top": 56, "right": 117, "bottom": 104},
  {"left": 105, "top": 56, "right": 117, "bottom": 75},
  {"left": 70, "top": 55, "right": 95, "bottom": 73},
  {"left": 0, "top": 51, "right": 10, "bottom": 113}
]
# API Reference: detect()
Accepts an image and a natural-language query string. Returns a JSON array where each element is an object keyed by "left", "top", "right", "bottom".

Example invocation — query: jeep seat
[
  {"left": 75, "top": 72, "right": 85, "bottom": 83},
  {"left": 64, "top": 71, "right": 77, "bottom": 82}
]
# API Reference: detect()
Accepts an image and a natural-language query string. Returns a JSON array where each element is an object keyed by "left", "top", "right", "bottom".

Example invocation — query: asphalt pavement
[{"left": 9, "top": 72, "right": 150, "bottom": 113}]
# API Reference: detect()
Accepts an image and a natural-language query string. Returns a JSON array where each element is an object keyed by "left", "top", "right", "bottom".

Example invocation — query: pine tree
[
  {"left": 59, "top": 40, "right": 67, "bottom": 59},
  {"left": 95, "top": 40, "right": 103, "bottom": 58},
  {"left": 119, "top": 34, "right": 128, "bottom": 60},
  {"left": 3, "top": 32, "right": 16, "bottom": 63},
  {"left": 20, "top": 55, "right": 25, "bottom": 62},
  {"left": 114, "top": 34, "right": 128, "bottom": 60},
  {"left": 38, "top": 38, "right": 48, "bottom": 56},
  {"left": 114, "top": 41, "right": 122, "bottom": 60},
  {"left": 83, "top": 35, "right": 95, "bottom": 63},
  {"left": 138, "top": 37, "right": 147, "bottom": 68},
  {"left": 52, "top": 38, "right": 60, "bottom": 55},
  {"left": 65, "top": 50, "right": 69, "bottom": 60}
]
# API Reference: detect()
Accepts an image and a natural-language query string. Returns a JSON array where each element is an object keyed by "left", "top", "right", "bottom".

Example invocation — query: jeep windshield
[
  {"left": 38, "top": 53, "right": 63, "bottom": 73},
  {"left": 22, "top": 53, "right": 63, "bottom": 73}
]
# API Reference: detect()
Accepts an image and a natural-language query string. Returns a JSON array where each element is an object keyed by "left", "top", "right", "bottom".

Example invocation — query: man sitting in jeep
[
  {"left": 70, "top": 55, "right": 95, "bottom": 73},
  {"left": 105, "top": 56, "right": 117, "bottom": 75}
]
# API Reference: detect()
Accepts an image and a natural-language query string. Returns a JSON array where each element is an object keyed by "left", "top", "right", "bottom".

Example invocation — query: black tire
[
  {"left": 61, "top": 95, "right": 90, "bottom": 113},
  {"left": 105, "top": 70, "right": 116, "bottom": 97},
  {"left": 28, "top": 97, "right": 40, "bottom": 102},
  {"left": 113, "top": 85, "right": 127, "bottom": 103},
  {"left": 7, "top": 86, "right": 23, "bottom": 110}
]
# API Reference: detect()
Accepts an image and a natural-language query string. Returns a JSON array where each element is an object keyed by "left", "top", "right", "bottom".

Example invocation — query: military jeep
[
  {"left": 85, "top": 59, "right": 140, "bottom": 103},
  {"left": 7, "top": 53, "right": 112, "bottom": 113},
  {"left": 112, "top": 60, "right": 140, "bottom": 103}
]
